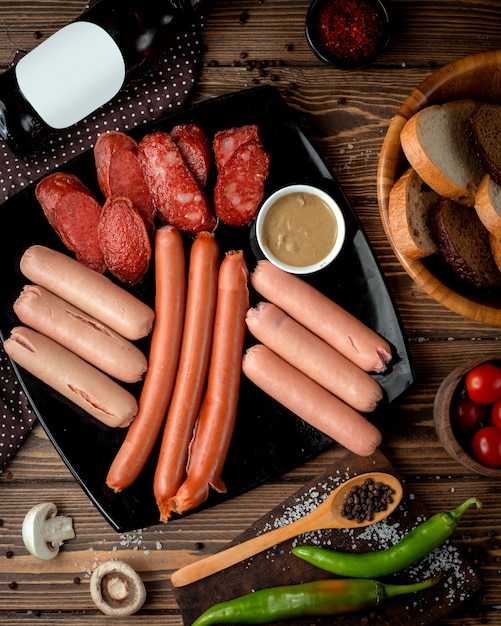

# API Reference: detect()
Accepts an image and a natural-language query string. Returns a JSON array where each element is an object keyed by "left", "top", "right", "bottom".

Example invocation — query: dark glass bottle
[{"left": 0, "top": 0, "right": 207, "bottom": 156}]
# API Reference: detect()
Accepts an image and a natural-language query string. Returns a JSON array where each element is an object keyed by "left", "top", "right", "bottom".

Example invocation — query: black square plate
[{"left": 0, "top": 86, "right": 414, "bottom": 531}]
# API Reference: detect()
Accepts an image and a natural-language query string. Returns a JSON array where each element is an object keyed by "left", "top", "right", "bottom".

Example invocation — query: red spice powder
[{"left": 315, "top": 0, "right": 384, "bottom": 64}]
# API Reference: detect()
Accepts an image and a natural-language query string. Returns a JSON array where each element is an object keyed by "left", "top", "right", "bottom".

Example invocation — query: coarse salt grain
[{"left": 255, "top": 471, "right": 476, "bottom": 614}]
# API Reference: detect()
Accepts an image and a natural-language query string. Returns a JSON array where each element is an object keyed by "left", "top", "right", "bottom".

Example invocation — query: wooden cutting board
[{"left": 173, "top": 449, "right": 481, "bottom": 625}]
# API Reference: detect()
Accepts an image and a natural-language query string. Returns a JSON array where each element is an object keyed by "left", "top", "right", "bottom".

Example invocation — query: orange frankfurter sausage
[
  {"left": 242, "top": 344, "right": 382, "bottom": 457},
  {"left": 13, "top": 285, "right": 147, "bottom": 383},
  {"left": 169, "top": 249, "right": 249, "bottom": 516},
  {"left": 250, "top": 260, "right": 392, "bottom": 373},
  {"left": 154, "top": 231, "right": 219, "bottom": 522},
  {"left": 106, "top": 226, "right": 186, "bottom": 492},
  {"left": 245, "top": 301, "right": 383, "bottom": 413},
  {"left": 3, "top": 327, "right": 138, "bottom": 428},
  {"left": 20, "top": 245, "right": 155, "bottom": 341}
]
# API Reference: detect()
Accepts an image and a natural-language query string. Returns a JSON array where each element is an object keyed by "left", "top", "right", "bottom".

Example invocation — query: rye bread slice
[
  {"left": 489, "top": 232, "right": 501, "bottom": 272},
  {"left": 471, "top": 103, "right": 501, "bottom": 186},
  {"left": 429, "top": 196, "right": 501, "bottom": 290}
]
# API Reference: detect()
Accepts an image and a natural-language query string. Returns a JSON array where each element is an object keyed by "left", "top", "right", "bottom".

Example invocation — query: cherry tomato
[
  {"left": 491, "top": 399, "right": 501, "bottom": 431},
  {"left": 471, "top": 426, "right": 501, "bottom": 468},
  {"left": 465, "top": 363, "right": 501, "bottom": 404},
  {"left": 451, "top": 396, "right": 486, "bottom": 433}
]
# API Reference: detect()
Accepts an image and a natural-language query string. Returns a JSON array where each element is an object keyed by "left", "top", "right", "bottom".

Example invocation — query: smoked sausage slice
[
  {"left": 139, "top": 131, "right": 216, "bottom": 235},
  {"left": 213, "top": 124, "right": 261, "bottom": 170},
  {"left": 171, "top": 124, "right": 211, "bottom": 189},
  {"left": 36, "top": 172, "right": 105, "bottom": 273},
  {"left": 94, "top": 130, "right": 156, "bottom": 234},
  {"left": 98, "top": 196, "right": 152, "bottom": 286},
  {"left": 213, "top": 139, "right": 270, "bottom": 227}
]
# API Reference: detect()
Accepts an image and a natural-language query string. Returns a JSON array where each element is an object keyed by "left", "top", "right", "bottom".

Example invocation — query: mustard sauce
[{"left": 262, "top": 191, "right": 337, "bottom": 267}]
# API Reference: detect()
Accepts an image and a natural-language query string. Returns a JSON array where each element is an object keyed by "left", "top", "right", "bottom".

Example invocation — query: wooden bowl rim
[
  {"left": 433, "top": 355, "right": 501, "bottom": 477},
  {"left": 377, "top": 49, "right": 501, "bottom": 327}
]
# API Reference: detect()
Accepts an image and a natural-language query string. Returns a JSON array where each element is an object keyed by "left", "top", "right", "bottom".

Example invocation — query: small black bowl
[{"left": 305, "top": 0, "right": 391, "bottom": 69}]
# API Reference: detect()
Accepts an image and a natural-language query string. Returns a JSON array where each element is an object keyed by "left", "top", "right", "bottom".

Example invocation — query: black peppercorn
[{"left": 340, "top": 478, "right": 395, "bottom": 523}]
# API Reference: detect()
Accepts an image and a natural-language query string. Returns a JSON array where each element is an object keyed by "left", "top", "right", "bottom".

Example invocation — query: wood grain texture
[
  {"left": 1, "top": 0, "right": 501, "bottom": 624},
  {"left": 378, "top": 49, "right": 501, "bottom": 326}
]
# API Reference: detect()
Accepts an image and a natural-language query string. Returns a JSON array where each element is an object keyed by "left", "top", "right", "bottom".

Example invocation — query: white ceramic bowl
[{"left": 255, "top": 184, "right": 346, "bottom": 275}]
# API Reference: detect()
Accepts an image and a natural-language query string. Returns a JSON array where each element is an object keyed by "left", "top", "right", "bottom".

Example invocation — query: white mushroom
[
  {"left": 22, "top": 502, "right": 75, "bottom": 560},
  {"left": 90, "top": 560, "right": 146, "bottom": 617}
]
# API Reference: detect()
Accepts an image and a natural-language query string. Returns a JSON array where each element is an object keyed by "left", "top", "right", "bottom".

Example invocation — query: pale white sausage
[
  {"left": 14, "top": 285, "right": 147, "bottom": 383},
  {"left": 242, "top": 344, "right": 382, "bottom": 457},
  {"left": 250, "top": 260, "right": 392, "bottom": 373},
  {"left": 245, "top": 302, "right": 383, "bottom": 412},
  {"left": 3, "top": 326, "right": 138, "bottom": 428},
  {"left": 19, "top": 245, "right": 154, "bottom": 341}
]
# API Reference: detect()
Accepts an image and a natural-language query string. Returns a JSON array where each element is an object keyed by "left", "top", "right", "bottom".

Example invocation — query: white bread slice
[
  {"left": 400, "top": 99, "right": 485, "bottom": 207},
  {"left": 474, "top": 174, "right": 501, "bottom": 239},
  {"left": 388, "top": 167, "right": 438, "bottom": 259}
]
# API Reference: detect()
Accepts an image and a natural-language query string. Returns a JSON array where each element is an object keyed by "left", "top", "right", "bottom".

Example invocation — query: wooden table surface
[{"left": 1, "top": 1, "right": 501, "bottom": 624}]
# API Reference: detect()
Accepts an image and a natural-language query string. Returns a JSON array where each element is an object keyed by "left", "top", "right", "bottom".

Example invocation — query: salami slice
[
  {"left": 94, "top": 130, "right": 136, "bottom": 197},
  {"left": 139, "top": 131, "right": 216, "bottom": 235},
  {"left": 214, "top": 140, "right": 270, "bottom": 227},
  {"left": 36, "top": 172, "right": 106, "bottom": 273},
  {"left": 213, "top": 124, "right": 261, "bottom": 171},
  {"left": 94, "top": 130, "right": 156, "bottom": 235},
  {"left": 98, "top": 196, "right": 152, "bottom": 286},
  {"left": 171, "top": 123, "right": 212, "bottom": 189}
]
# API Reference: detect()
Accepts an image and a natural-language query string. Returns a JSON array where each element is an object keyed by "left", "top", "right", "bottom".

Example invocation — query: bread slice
[
  {"left": 489, "top": 232, "right": 501, "bottom": 272},
  {"left": 400, "top": 99, "right": 485, "bottom": 207},
  {"left": 388, "top": 167, "right": 439, "bottom": 259},
  {"left": 471, "top": 103, "right": 501, "bottom": 186},
  {"left": 429, "top": 196, "right": 501, "bottom": 290},
  {"left": 474, "top": 173, "right": 501, "bottom": 239}
]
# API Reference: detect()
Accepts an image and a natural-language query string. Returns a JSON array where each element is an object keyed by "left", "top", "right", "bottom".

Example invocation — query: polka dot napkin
[
  {"left": 0, "top": 345, "right": 35, "bottom": 471},
  {"left": 0, "top": 11, "right": 206, "bottom": 472}
]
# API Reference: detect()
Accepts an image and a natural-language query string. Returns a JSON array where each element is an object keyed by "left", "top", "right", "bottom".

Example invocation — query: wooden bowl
[
  {"left": 377, "top": 49, "right": 501, "bottom": 326},
  {"left": 433, "top": 355, "right": 501, "bottom": 477}
]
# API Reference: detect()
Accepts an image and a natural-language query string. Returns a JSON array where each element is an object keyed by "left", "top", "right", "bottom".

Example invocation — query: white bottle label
[{"left": 15, "top": 21, "right": 126, "bottom": 129}]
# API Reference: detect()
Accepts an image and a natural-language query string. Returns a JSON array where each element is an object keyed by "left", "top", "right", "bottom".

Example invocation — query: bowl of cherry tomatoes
[{"left": 434, "top": 356, "right": 501, "bottom": 477}]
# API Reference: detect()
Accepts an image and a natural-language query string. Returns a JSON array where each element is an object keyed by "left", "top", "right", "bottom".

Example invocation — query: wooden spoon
[{"left": 170, "top": 471, "right": 403, "bottom": 587}]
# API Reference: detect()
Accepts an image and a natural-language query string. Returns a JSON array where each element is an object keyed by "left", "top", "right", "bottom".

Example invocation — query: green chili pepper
[
  {"left": 191, "top": 574, "right": 440, "bottom": 626},
  {"left": 292, "top": 496, "right": 482, "bottom": 579}
]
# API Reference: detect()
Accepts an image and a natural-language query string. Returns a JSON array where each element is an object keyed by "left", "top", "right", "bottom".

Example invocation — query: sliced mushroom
[
  {"left": 90, "top": 560, "right": 146, "bottom": 617},
  {"left": 22, "top": 502, "right": 75, "bottom": 560}
]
